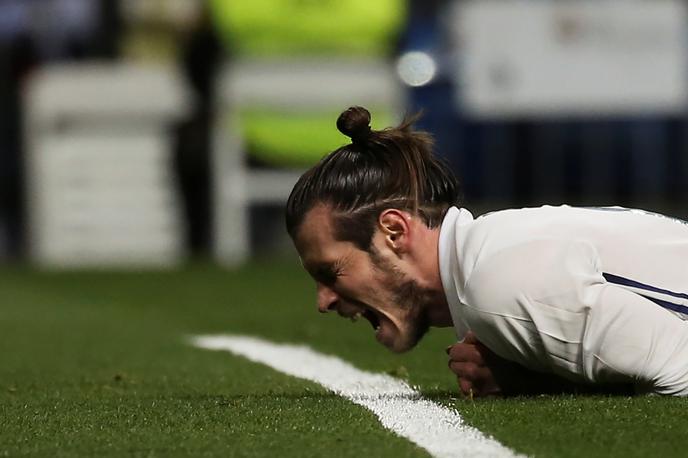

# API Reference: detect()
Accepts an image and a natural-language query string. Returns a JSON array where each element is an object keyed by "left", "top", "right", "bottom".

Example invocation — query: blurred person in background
[
  {"left": 0, "top": 0, "right": 120, "bottom": 259},
  {"left": 173, "top": 3, "right": 222, "bottom": 256},
  {"left": 0, "top": 2, "right": 36, "bottom": 259}
]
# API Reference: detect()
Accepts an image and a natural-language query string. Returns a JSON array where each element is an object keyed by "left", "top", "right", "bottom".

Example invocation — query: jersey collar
[{"left": 438, "top": 206, "right": 473, "bottom": 340}]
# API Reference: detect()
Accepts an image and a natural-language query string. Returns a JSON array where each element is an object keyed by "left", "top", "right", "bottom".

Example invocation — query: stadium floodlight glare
[{"left": 396, "top": 51, "right": 437, "bottom": 87}]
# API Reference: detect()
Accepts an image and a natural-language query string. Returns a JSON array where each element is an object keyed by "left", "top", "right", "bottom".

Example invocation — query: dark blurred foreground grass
[{"left": 1, "top": 262, "right": 688, "bottom": 457}]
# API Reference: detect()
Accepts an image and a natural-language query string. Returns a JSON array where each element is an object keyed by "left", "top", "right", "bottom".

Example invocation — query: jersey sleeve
[{"left": 461, "top": 237, "right": 688, "bottom": 395}]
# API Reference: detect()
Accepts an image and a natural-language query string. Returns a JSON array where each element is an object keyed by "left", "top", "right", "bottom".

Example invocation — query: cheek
[
  {"left": 376, "top": 270, "right": 405, "bottom": 299},
  {"left": 341, "top": 262, "right": 379, "bottom": 294},
  {"left": 335, "top": 274, "right": 387, "bottom": 306},
  {"left": 338, "top": 278, "right": 379, "bottom": 302}
]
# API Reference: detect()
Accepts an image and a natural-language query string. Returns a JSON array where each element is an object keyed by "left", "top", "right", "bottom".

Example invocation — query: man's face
[{"left": 294, "top": 205, "right": 432, "bottom": 353}]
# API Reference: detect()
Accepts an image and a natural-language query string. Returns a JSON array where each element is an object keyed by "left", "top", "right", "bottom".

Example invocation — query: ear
[{"left": 378, "top": 209, "right": 412, "bottom": 254}]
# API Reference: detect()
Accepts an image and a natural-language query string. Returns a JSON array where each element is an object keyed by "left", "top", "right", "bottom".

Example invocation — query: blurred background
[{"left": 2, "top": 0, "right": 688, "bottom": 268}]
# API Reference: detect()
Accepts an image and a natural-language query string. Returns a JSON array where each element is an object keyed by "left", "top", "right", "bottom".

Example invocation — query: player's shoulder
[
  {"left": 459, "top": 204, "right": 604, "bottom": 314},
  {"left": 463, "top": 236, "right": 600, "bottom": 308},
  {"left": 465, "top": 204, "right": 688, "bottom": 251},
  {"left": 471, "top": 204, "right": 583, "bottom": 230},
  {"left": 459, "top": 205, "right": 585, "bottom": 266}
]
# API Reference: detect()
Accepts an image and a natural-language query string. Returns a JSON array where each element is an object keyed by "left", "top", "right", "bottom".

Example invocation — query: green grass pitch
[{"left": 2, "top": 262, "right": 688, "bottom": 457}]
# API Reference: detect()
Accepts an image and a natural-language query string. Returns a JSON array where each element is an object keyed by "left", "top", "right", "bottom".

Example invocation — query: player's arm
[{"left": 447, "top": 332, "right": 634, "bottom": 397}]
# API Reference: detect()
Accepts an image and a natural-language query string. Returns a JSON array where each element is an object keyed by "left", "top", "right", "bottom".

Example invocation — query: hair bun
[{"left": 337, "top": 106, "right": 371, "bottom": 144}]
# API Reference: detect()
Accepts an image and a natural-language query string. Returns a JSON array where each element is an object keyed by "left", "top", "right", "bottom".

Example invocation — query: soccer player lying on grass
[{"left": 285, "top": 106, "right": 688, "bottom": 397}]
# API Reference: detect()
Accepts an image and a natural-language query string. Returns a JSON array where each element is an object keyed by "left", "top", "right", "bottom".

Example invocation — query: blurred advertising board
[{"left": 454, "top": 0, "right": 688, "bottom": 118}]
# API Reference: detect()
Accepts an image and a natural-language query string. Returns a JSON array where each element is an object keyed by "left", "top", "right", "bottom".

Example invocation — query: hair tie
[{"left": 351, "top": 125, "right": 371, "bottom": 145}]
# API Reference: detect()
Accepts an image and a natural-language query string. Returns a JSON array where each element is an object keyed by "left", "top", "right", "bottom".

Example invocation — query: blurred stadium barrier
[
  {"left": 17, "top": 0, "right": 688, "bottom": 267},
  {"left": 25, "top": 63, "right": 190, "bottom": 267},
  {"left": 412, "top": 0, "right": 688, "bottom": 208},
  {"left": 454, "top": 0, "right": 688, "bottom": 118}
]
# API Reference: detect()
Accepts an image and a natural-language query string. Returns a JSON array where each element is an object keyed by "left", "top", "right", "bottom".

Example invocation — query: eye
[{"left": 327, "top": 269, "right": 343, "bottom": 286}]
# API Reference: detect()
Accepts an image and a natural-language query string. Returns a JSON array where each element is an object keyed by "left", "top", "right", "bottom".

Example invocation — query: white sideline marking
[{"left": 191, "top": 334, "right": 522, "bottom": 458}]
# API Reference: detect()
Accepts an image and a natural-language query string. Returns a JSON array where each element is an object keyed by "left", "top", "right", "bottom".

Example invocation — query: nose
[{"left": 317, "top": 283, "right": 339, "bottom": 313}]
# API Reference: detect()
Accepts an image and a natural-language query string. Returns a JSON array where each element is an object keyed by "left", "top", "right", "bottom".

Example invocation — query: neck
[{"left": 414, "top": 226, "right": 453, "bottom": 327}]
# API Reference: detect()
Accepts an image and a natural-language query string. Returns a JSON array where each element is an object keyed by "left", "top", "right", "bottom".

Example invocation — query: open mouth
[
  {"left": 349, "top": 309, "right": 381, "bottom": 332},
  {"left": 362, "top": 309, "right": 380, "bottom": 331}
]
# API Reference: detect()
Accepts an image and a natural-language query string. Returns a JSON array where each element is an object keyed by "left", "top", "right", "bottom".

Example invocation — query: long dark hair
[{"left": 285, "top": 106, "right": 462, "bottom": 251}]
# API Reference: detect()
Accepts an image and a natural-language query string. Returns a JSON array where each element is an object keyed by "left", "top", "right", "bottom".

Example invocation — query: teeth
[{"left": 350, "top": 312, "right": 362, "bottom": 322}]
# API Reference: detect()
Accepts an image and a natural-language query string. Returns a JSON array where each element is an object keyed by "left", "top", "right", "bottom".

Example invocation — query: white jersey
[{"left": 438, "top": 205, "right": 688, "bottom": 395}]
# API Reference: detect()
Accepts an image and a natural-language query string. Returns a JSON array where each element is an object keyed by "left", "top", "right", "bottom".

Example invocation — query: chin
[
  {"left": 374, "top": 310, "right": 430, "bottom": 352},
  {"left": 388, "top": 343, "right": 416, "bottom": 354},
  {"left": 379, "top": 332, "right": 421, "bottom": 354},
  {"left": 382, "top": 323, "right": 429, "bottom": 353}
]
